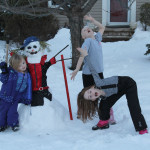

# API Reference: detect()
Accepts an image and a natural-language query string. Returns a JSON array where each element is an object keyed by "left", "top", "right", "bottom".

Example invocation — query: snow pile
[{"left": 18, "top": 98, "right": 68, "bottom": 134}]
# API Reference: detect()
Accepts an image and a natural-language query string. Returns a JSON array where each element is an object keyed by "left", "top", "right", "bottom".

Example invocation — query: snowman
[{"left": 21, "top": 36, "right": 56, "bottom": 106}]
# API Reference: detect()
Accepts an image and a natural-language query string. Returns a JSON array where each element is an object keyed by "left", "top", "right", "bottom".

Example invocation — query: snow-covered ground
[{"left": 0, "top": 23, "right": 150, "bottom": 150}]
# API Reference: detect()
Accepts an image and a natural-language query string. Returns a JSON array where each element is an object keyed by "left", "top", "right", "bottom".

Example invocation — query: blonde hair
[
  {"left": 9, "top": 53, "right": 25, "bottom": 72},
  {"left": 77, "top": 86, "right": 98, "bottom": 122}
]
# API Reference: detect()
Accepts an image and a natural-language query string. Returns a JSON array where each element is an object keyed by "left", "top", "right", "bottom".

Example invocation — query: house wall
[
  {"left": 55, "top": 0, "right": 150, "bottom": 27},
  {"left": 55, "top": 0, "right": 102, "bottom": 27},
  {"left": 54, "top": 14, "right": 68, "bottom": 28},
  {"left": 136, "top": 0, "right": 150, "bottom": 21},
  {"left": 88, "top": 0, "right": 102, "bottom": 23}
]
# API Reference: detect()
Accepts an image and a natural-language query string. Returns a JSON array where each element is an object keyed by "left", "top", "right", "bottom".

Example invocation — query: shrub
[
  {"left": 2, "top": 14, "right": 59, "bottom": 44},
  {"left": 144, "top": 44, "right": 150, "bottom": 55},
  {"left": 140, "top": 3, "right": 150, "bottom": 31}
]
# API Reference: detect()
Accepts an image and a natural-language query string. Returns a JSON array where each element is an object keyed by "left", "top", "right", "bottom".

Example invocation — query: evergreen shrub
[{"left": 140, "top": 3, "right": 150, "bottom": 31}]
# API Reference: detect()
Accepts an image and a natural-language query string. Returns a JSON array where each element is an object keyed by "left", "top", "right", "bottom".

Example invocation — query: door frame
[
  {"left": 108, "top": 0, "right": 130, "bottom": 25},
  {"left": 102, "top": 0, "right": 136, "bottom": 27}
]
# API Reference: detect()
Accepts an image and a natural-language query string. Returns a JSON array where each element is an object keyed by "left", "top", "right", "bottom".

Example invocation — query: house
[{"left": 50, "top": 0, "right": 150, "bottom": 42}]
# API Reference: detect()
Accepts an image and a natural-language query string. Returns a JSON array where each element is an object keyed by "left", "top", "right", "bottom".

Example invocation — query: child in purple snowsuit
[{"left": 0, "top": 53, "right": 32, "bottom": 132}]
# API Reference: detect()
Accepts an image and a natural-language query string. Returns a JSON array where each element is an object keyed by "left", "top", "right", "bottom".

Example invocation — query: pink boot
[
  {"left": 97, "top": 120, "right": 109, "bottom": 127},
  {"left": 92, "top": 120, "right": 109, "bottom": 130},
  {"left": 109, "top": 108, "right": 116, "bottom": 125},
  {"left": 139, "top": 129, "right": 148, "bottom": 135}
]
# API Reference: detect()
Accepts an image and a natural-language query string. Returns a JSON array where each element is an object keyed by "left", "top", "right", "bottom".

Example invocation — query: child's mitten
[{"left": 50, "top": 57, "right": 56, "bottom": 64}]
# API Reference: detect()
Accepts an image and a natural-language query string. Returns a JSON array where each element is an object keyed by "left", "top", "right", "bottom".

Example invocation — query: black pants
[
  {"left": 99, "top": 76, "right": 147, "bottom": 131},
  {"left": 31, "top": 89, "right": 52, "bottom": 106},
  {"left": 82, "top": 72, "right": 104, "bottom": 88}
]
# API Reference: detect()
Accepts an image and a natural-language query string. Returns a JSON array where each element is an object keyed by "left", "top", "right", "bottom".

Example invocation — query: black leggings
[
  {"left": 99, "top": 76, "right": 147, "bottom": 131},
  {"left": 82, "top": 72, "right": 104, "bottom": 88}
]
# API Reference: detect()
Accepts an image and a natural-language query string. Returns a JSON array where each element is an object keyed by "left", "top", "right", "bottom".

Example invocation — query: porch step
[{"left": 102, "top": 27, "right": 135, "bottom": 42}]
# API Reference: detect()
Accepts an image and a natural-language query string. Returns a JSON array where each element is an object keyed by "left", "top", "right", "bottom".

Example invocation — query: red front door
[{"left": 110, "top": 0, "right": 128, "bottom": 22}]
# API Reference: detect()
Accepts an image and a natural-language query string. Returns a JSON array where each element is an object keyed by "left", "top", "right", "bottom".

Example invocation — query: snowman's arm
[
  {"left": 43, "top": 57, "right": 56, "bottom": 71},
  {"left": 50, "top": 57, "right": 56, "bottom": 65}
]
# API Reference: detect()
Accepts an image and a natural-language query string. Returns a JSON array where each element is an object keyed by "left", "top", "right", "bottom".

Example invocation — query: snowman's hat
[{"left": 21, "top": 36, "right": 39, "bottom": 49}]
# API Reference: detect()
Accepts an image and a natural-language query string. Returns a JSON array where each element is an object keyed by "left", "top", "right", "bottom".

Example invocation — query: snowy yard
[{"left": 0, "top": 24, "right": 150, "bottom": 150}]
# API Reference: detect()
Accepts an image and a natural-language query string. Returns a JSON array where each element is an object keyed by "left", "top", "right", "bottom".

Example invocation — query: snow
[{"left": 0, "top": 25, "right": 150, "bottom": 150}]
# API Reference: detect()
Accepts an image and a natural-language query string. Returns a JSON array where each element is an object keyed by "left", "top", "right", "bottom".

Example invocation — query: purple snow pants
[{"left": 0, "top": 100, "right": 19, "bottom": 127}]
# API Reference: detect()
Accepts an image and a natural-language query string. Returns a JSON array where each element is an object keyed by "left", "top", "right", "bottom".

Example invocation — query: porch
[{"left": 102, "top": 26, "right": 135, "bottom": 42}]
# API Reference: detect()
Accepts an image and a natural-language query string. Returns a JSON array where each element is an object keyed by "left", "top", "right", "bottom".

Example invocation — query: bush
[
  {"left": 2, "top": 14, "right": 59, "bottom": 44},
  {"left": 140, "top": 3, "right": 150, "bottom": 31},
  {"left": 144, "top": 44, "right": 150, "bottom": 55}
]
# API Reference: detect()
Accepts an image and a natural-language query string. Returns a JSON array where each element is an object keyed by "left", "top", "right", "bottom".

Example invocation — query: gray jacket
[{"left": 85, "top": 56, "right": 119, "bottom": 97}]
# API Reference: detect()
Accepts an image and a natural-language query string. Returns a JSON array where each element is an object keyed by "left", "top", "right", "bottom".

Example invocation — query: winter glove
[
  {"left": 0, "top": 62, "right": 8, "bottom": 73},
  {"left": 50, "top": 57, "right": 56, "bottom": 65}
]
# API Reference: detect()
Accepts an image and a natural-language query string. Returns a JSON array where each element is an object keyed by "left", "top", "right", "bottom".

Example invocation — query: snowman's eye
[
  {"left": 33, "top": 45, "right": 37, "bottom": 48},
  {"left": 27, "top": 46, "right": 31, "bottom": 49}
]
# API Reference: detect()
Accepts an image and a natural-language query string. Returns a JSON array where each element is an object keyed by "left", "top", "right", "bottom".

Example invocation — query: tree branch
[
  {"left": 0, "top": 0, "right": 68, "bottom": 16},
  {"left": 82, "top": 0, "right": 98, "bottom": 15},
  {"left": 18, "top": 0, "right": 49, "bottom": 9}
]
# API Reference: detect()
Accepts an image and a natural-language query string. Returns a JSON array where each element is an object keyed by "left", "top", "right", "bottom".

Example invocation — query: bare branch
[
  {"left": 0, "top": 0, "right": 69, "bottom": 17},
  {"left": 27, "top": 0, "right": 36, "bottom": 14},
  {"left": 4, "top": 0, "right": 8, "bottom": 6},
  {"left": 16, "top": 0, "right": 49, "bottom": 9},
  {"left": 0, "top": 4, "right": 67, "bottom": 17},
  {"left": 82, "top": 0, "right": 98, "bottom": 15},
  {"left": 80, "top": 0, "right": 91, "bottom": 8}
]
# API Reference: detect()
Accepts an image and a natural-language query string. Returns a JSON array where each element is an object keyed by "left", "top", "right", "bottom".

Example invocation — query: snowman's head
[
  {"left": 25, "top": 41, "right": 41, "bottom": 56},
  {"left": 21, "top": 36, "right": 44, "bottom": 57}
]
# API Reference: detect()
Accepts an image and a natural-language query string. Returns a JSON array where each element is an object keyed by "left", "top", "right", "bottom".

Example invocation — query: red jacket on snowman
[{"left": 21, "top": 36, "right": 56, "bottom": 106}]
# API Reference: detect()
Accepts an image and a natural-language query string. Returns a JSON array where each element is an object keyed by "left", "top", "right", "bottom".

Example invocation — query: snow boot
[
  {"left": 92, "top": 120, "right": 109, "bottom": 130},
  {"left": 109, "top": 118, "right": 116, "bottom": 125},
  {"left": 109, "top": 108, "right": 116, "bottom": 125},
  {"left": 139, "top": 129, "right": 148, "bottom": 135},
  {"left": 0, "top": 126, "right": 6, "bottom": 132},
  {"left": 12, "top": 125, "right": 19, "bottom": 132}
]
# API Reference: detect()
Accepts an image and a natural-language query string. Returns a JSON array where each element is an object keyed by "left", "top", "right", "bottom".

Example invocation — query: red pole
[{"left": 61, "top": 55, "right": 73, "bottom": 120}]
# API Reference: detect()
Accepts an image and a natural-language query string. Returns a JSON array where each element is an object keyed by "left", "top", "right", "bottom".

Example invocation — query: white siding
[{"left": 88, "top": 0, "right": 102, "bottom": 22}]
